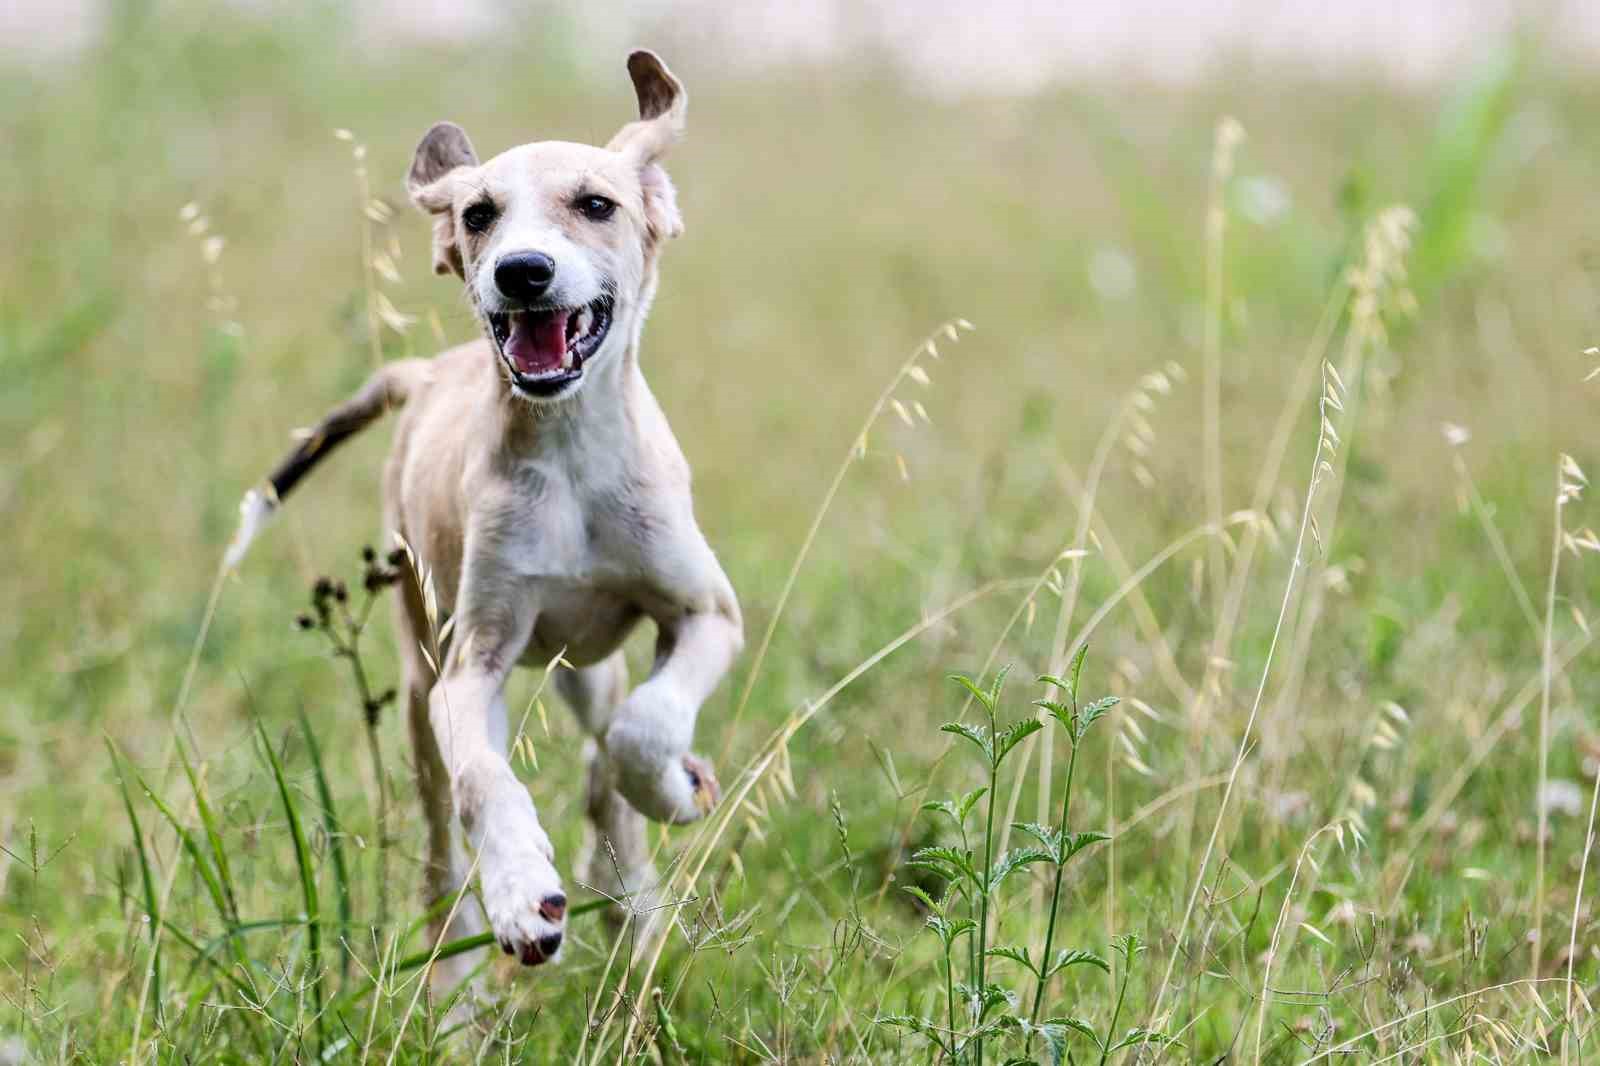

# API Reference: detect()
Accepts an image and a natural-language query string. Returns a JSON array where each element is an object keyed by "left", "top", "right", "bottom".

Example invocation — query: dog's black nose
[{"left": 494, "top": 252, "right": 555, "bottom": 302}]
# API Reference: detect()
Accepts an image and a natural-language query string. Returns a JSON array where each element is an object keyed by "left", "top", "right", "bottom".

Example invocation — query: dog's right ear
[{"left": 407, "top": 122, "right": 478, "bottom": 277}]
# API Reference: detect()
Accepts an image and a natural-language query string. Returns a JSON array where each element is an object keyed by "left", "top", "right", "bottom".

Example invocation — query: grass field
[{"left": 4, "top": 6, "right": 1600, "bottom": 1063}]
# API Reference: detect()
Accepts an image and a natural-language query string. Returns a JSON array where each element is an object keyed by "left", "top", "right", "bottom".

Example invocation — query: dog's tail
[{"left": 223, "top": 358, "right": 429, "bottom": 571}]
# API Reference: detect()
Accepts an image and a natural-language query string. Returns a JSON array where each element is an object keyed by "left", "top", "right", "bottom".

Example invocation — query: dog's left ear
[
  {"left": 407, "top": 122, "right": 479, "bottom": 276},
  {"left": 608, "top": 50, "right": 687, "bottom": 242}
]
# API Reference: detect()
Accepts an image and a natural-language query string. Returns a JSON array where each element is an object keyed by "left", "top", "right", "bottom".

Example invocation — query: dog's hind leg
[
  {"left": 395, "top": 575, "right": 488, "bottom": 1005},
  {"left": 556, "top": 652, "right": 660, "bottom": 945}
]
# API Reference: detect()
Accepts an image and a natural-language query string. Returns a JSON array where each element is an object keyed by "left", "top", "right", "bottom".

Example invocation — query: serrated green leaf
[
  {"left": 1032, "top": 697, "right": 1075, "bottom": 733},
  {"left": 1075, "top": 695, "right": 1120, "bottom": 740},
  {"left": 956, "top": 785, "right": 989, "bottom": 823},
  {"left": 995, "top": 716, "right": 1043, "bottom": 763},
  {"left": 989, "top": 845, "right": 1054, "bottom": 890},
  {"left": 984, "top": 944, "right": 1040, "bottom": 978},
  {"left": 1108, "top": 1027, "right": 1179, "bottom": 1053},
  {"left": 1062, "top": 829, "right": 1111, "bottom": 863},
  {"left": 876, "top": 1014, "right": 954, "bottom": 1056},
  {"left": 1046, "top": 948, "right": 1110, "bottom": 976},
  {"left": 1044, "top": 1015, "right": 1104, "bottom": 1047},
  {"left": 940, "top": 721, "right": 993, "bottom": 761},
  {"left": 957, "top": 981, "right": 1016, "bottom": 1023},
  {"left": 986, "top": 663, "right": 1013, "bottom": 712},
  {"left": 1012, "top": 821, "right": 1062, "bottom": 852},
  {"left": 1067, "top": 643, "right": 1089, "bottom": 699},
  {"left": 910, "top": 844, "right": 980, "bottom": 887},
  {"left": 1034, "top": 677, "right": 1070, "bottom": 695},
  {"left": 1111, "top": 932, "right": 1146, "bottom": 960},
  {"left": 947, "top": 672, "right": 995, "bottom": 712}
]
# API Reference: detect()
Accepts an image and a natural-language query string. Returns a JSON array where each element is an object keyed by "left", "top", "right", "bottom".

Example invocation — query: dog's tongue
[{"left": 504, "top": 309, "right": 571, "bottom": 375}]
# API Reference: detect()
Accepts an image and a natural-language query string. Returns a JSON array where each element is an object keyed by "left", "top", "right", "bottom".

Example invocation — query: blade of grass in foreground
[
  {"left": 107, "top": 740, "right": 162, "bottom": 1028},
  {"left": 175, "top": 740, "right": 240, "bottom": 924},
  {"left": 297, "top": 705, "right": 353, "bottom": 980},
  {"left": 118, "top": 746, "right": 232, "bottom": 936},
  {"left": 254, "top": 715, "right": 325, "bottom": 1053},
  {"left": 327, "top": 898, "right": 610, "bottom": 1015}
]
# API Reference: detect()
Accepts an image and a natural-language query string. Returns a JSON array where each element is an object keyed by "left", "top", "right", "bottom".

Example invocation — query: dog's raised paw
[{"left": 478, "top": 831, "right": 567, "bottom": 967}]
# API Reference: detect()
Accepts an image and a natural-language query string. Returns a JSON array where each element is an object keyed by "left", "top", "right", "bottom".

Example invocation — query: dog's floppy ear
[
  {"left": 608, "top": 50, "right": 686, "bottom": 163},
  {"left": 608, "top": 51, "right": 687, "bottom": 242},
  {"left": 407, "top": 122, "right": 478, "bottom": 277}
]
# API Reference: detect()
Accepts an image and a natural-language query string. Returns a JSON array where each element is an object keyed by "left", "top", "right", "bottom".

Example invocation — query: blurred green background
[{"left": 4, "top": 2, "right": 1600, "bottom": 1060}]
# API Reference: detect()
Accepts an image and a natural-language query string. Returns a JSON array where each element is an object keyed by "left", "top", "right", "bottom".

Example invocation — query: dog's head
[{"left": 406, "top": 51, "right": 686, "bottom": 404}]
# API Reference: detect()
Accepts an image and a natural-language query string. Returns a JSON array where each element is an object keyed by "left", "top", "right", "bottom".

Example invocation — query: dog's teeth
[{"left": 561, "top": 346, "right": 573, "bottom": 370}]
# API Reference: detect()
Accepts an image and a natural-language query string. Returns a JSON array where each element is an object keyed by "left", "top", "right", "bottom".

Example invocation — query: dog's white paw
[
  {"left": 477, "top": 813, "right": 567, "bottom": 967},
  {"left": 604, "top": 685, "right": 720, "bottom": 825}
]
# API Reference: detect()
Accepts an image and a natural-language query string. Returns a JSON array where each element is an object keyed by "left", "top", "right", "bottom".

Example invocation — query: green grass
[{"left": 4, "top": 5, "right": 1600, "bottom": 1062}]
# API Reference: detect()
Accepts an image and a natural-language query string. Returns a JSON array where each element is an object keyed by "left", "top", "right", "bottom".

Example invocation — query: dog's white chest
[{"left": 521, "top": 581, "right": 644, "bottom": 667}]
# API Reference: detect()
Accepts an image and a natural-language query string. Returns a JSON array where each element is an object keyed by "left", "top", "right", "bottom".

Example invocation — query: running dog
[{"left": 226, "top": 50, "right": 740, "bottom": 991}]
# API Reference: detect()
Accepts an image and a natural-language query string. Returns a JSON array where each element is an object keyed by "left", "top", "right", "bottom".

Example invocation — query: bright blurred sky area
[{"left": 6, "top": 0, "right": 1599, "bottom": 90}]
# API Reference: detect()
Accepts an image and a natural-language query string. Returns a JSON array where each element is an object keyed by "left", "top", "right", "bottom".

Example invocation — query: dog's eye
[
  {"left": 461, "top": 201, "right": 498, "bottom": 234},
  {"left": 576, "top": 196, "right": 617, "bottom": 222}
]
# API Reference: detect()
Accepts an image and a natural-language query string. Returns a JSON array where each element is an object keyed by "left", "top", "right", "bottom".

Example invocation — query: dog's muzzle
[{"left": 487, "top": 294, "right": 614, "bottom": 399}]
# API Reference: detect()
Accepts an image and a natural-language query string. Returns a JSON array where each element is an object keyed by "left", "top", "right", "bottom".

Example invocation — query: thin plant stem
[
  {"left": 719, "top": 319, "right": 971, "bottom": 763},
  {"left": 1028, "top": 728, "right": 1083, "bottom": 1033},
  {"left": 1202, "top": 118, "right": 1242, "bottom": 625},
  {"left": 1150, "top": 206, "right": 1414, "bottom": 1029},
  {"left": 1252, "top": 822, "right": 1340, "bottom": 1066},
  {"left": 1098, "top": 947, "right": 1134, "bottom": 1066},
  {"left": 1150, "top": 372, "right": 1337, "bottom": 1027},
  {"left": 1533, "top": 460, "right": 1564, "bottom": 978},
  {"left": 1562, "top": 765, "right": 1600, "bottom": 1063},
  {"left": 127, "top": 560, "right": 230, "bottom": 1065},
  {"left": 974, "top": 729, "right": 1000, "bottom": 1066}
]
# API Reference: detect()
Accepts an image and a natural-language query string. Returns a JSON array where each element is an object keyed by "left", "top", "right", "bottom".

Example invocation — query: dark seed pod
[
  {"left": 333, "top": 581, "right": 348, "bottom": 603},
  {"left": 362, "top": 545, "right": 377, "bottom": 563},
  {"left": 296, "top": 614, "right": 315, "bottom": 630},
  {"left": 387, "top": 548, "right": 408, "bottom": 568}
]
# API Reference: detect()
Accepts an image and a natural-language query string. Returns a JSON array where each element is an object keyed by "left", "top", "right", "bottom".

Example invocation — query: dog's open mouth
[{"left": 489, "top": 295, "right": 613, "bottom": 398}]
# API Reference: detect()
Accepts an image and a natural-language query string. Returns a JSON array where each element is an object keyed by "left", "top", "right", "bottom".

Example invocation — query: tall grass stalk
[
  {"left": 1152, "top": 206, "right": 1417, "bottom": 1029},
  {"left": 1201, "top": 117, "right": 1244, "bottom": 624},
  {"left": 125, "top": 559, "right": 232, "bottom": 1065},
  {"left": 1533, "top": 455, "right": 1577, "bottom": 977},
  {"left": 1252, "top": 820, "right": 1341, "bottom": 1066},
  {"left": 1564, "top": 768, "right": 1600, "bottom": 1062},
  {"left": 719, "top": 318, "right": 973, "bottom": 762}
]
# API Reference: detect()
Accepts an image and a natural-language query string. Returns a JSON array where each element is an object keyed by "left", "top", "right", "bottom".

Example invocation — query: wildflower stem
[
  {"left": 1028, "top": 731, "right": 1083, "bottom": 1034},
  {"left": 1097, "top": 948, "right": 1133, "bottom": 1066},
  {"left": 1533, "top": 460, "right": 1563, "bottom": 978},
  {"left": 974, "top": 730, "right": 1000, "bottom": 1066}
]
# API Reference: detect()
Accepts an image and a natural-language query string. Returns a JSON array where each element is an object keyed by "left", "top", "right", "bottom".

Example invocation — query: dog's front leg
[
  {"left": 605, "top": 586, "right": 743, "bottom": 825},
  {"left": 429, "top": 586, "right": 567, "bottom": 967}
]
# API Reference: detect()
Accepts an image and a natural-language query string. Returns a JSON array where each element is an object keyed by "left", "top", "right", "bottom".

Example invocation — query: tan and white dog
[{"left": 226, "top": 50, "right": 741, "bottom": 989}]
